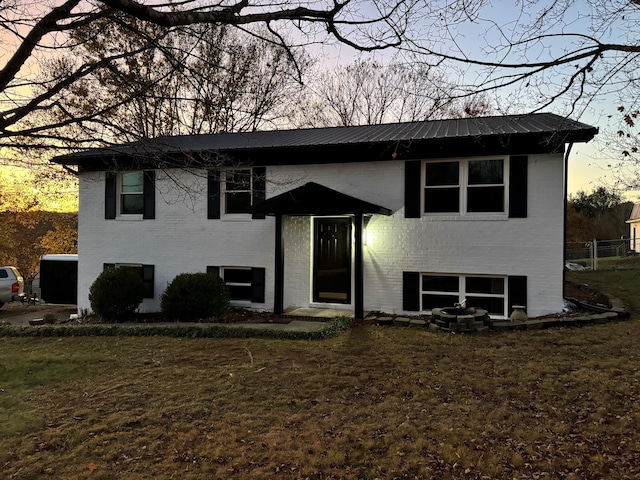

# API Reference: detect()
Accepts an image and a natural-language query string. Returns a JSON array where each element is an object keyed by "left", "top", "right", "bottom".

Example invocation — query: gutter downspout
[{"left": 562, "top": 143, "right": 574, "bottom": 293}]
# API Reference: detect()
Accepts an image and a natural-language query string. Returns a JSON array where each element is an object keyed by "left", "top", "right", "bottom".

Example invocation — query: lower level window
[
  {"left": 207, "top": 265, "right": 265, "bottom": 304},
  {"left": 421, "top": 274, "right": 506, "bottom": 315},
  {"left": 104, "top": 263, "right": 155, "bottom": 298},
  {"left": 221, "top": 267, "right": 252, "bottom": 302}
]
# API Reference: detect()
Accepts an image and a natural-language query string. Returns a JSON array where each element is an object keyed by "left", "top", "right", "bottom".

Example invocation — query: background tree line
[
  {"left": 0, "top": 169, "right": 77, "bottom": 281},
  {"left": 566, "top": 187, "right": 634, "bottom": 243},
  {"left": 0, "top": 211, "right": 77, "bottom": 281}
]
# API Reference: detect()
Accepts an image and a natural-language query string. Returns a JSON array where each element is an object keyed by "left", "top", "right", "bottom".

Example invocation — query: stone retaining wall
[{"left": 366, "top": 294, "right": 629, "bottom": 333}]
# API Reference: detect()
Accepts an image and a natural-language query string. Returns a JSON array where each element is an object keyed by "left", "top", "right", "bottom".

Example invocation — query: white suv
[{"left": 0, "top": 266, "right": 25, "bottom": 308}]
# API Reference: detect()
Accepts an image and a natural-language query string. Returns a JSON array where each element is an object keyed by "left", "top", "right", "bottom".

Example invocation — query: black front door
[{"left": 313, "top": 217, "right": 351, "bottom": 304}]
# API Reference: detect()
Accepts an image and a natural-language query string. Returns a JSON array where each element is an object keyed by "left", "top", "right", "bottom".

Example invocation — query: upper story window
[
  {"left": 105, "top": 170, "right": 155, "bottom": 220},
  {"left": 424, "top": 161, "right": 460, "bottom": 213},
  {"left": 207, "top": 166, "right": 266, "bottom": 220},
  {"left": 423, "top": 157, "right": 506, "bottom": 215},
  {"left": 223, "top": 169, "right": 252, "bottom": 215},
  {"left": 120, "top": 172, "right": 144, "bottom": 215}
]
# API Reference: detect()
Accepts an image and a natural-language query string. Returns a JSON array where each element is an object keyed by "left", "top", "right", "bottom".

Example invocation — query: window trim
[
  {"left": 221, "top": 266, "right": 253, "bottom": 303},
  {"left": 420, "top": 273, "right": 507, "bottom": 317},
  {"left": 208, "top": 265, "right": 266, "bottom": 304},
  {"left": 119, "top": 171, "right": 145, "bottom": 216},
  {"left": 104, "top": 263, "right": 154, "bottom": 298},
  {"left": 105, "top": 170, "right": 155, "bottom": 220},
  {"left": 422, "top": 156, "right": 509, "bottom": 217},
  {"left": 208, "top": 167, "right": 265, "bottom": 220},
  {"left": 221, "top": 168, "right": 253, "bottom": 218}
]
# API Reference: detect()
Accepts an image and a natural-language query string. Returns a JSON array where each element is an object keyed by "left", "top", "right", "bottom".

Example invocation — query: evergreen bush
[
  {"left": 89, "top": 267, "right": 145, "bottom": 321},
  {"left": 160, "top": 272, "right": 229, "bottom": 322}
]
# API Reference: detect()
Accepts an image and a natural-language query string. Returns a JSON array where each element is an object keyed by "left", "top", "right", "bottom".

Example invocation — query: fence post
[{"left": 593, "top": 238, "right": 598, "bottom": 271}]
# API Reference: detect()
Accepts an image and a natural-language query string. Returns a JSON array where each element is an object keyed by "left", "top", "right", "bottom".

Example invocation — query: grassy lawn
[
  {"left": 568, "top": 255, "right": 640, "bottom": 272},
  {"left": 2, "top": 272, "right": 640, "bottom": 478}
]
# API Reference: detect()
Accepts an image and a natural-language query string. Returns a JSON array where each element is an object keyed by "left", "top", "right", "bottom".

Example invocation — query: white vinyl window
[
  {"left": 120, "top": 171, "right": 144, "bottom": 215},
  {"left": 104, "top": 263, "right": 154, "bottom": 298},
  {"left": 221, "top": 267, "right": 252, "bottom": 302},
  {"left": 421, "top": 274, "right": 506, "bottom": 316},
  {"left": 424, "top": 157, "right": 507, "bottom": 215},
  {"left": 222, "top": 169, "right": 252, "bottom": 215}
]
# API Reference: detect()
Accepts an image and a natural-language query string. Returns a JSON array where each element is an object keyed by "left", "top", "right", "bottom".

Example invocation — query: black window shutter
[
  {"left": 509, "top": 156, "right": 528, "bottom": 218},
  {"left": 142, "top": 264, "right": 155, "bottom": 298},
  {"left": 206, "top": 266, "right": 220, "bottom": 278},
  {"left": 143, "top": 170, "right": 155, "bottom": 219},
  {"left": 207, "top": 169, "right": 221, "bottom": 219},
  {"left": 251, "top": 267, "right": 266, "bottom": 303},
  {"left": 252, "top": 167, "right": 266, "bottom": 220},
  {"left": 403, "top": 271, "right": 420, "bottom": 311},
  {"left": 105, "top": 172, "right": 116, "bottom": 219},
  {"left": 405, "top": 161, "right": 422, "bottom": 218},
  {"left": 508, "top": 276, "right": 527, "bottom": 311}
]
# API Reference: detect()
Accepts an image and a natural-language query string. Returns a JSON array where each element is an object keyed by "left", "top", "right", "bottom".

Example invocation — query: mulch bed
[
  {"left": 71, "top": 281, "right": 614, "bottom": 325},
  {"left": 83, "top": 307, "right": 279, "bottom": 324},
  {"left": 564, "top": 279, "right": 611, "bottom": 309}
]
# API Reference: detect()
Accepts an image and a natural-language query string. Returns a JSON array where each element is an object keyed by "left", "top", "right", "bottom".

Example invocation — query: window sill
[
  {"left": 116, "top": 214, "right": 144, "bottom": 221},
  {"left": 230, "top": 300, "right": 252, "bottom": 306},
  {"left": 221, "top": 214, "right": 253, "bottom": 222}
]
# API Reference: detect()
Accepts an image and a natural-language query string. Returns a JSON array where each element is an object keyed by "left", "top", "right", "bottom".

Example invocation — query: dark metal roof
[
  {"left": 250, "top": 182, "right": 393, "bottom": 216},
  {"left": 53, "top": 112, "right": 597, "bottom": 166}
]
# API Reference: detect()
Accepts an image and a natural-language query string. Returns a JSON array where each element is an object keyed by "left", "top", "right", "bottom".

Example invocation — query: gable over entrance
[
  {"left": 250, "top": 182, "right": 392, "bottom": 216},
  {"left": 251, "top": 182, "right": 392, "bottom": 320}
]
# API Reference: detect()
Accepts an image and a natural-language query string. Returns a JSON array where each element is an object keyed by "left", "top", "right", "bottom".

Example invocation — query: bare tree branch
[
  {"left": 100, "top": 0, "right": 347, "bottom": 27},
  {"left": 0, "top": 0, "right": 81, "bottom": 91}
]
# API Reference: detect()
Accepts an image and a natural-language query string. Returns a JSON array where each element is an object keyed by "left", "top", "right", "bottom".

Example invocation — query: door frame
[{"left": 312, "top": 216, "right": 352, "bottom": 304}]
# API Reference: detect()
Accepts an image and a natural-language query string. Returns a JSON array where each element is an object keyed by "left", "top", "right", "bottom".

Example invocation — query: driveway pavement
[{"left": 0, "top": 303, "right": 77, "bottom": 326}]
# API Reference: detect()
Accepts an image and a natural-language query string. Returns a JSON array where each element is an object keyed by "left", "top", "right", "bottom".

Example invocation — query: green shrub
[
  {"left": 89, "top": 267, "right": 145, "bottom": 321},
  {"left": 160, "top": 272, "right": 229, "bottom": 322}
]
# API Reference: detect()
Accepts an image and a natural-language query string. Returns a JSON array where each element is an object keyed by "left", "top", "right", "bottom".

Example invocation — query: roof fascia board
[{"left": 73, "top": 131, "right": 578, "bottom": 171}]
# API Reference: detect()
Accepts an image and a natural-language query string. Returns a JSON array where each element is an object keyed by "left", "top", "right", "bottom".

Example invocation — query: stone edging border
[{"left": 366, "top": 293, "right": 629, "bottom": 333}]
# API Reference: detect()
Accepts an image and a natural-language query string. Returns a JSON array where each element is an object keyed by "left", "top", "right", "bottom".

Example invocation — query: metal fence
[{"left": 565, "top": 238, "right": 636, "bottom": 270}]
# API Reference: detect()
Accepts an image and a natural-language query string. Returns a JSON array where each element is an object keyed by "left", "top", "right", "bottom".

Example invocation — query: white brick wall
[
  {"left": 282, "top": 216, "right": 311, "bottom": 309},
  {"left": 77, "top": 154, "right": 565, "bottom": 318},
  {"left": 78, "top": 170, "right": 275, "bottom": 313}
]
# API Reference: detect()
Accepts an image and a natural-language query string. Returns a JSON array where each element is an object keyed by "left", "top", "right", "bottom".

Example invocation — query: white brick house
[{"left": 54, "top": 113, "right": 597, "bottom": 319}]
